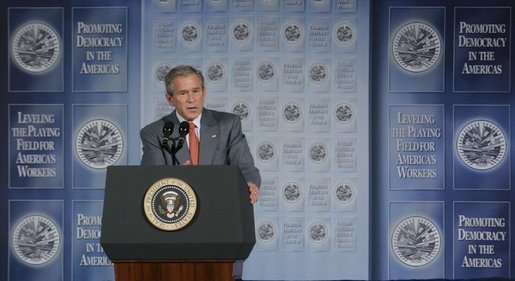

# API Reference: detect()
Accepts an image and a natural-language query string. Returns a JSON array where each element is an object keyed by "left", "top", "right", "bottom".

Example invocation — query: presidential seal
[{"left": 143, "top": 178, "right": 197, "bottom": 231}]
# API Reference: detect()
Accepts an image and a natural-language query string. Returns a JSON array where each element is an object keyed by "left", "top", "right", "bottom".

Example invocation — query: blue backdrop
[{"left": 1, "top": 0, "right": 514, "bottom": 280}]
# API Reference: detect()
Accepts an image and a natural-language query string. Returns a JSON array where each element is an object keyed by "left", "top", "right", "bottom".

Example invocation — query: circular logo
[
  {"left": 257, "top": 221, "right": 276, "bottom": 243},
  {"left": 257, "top": 141, "right": 276, "bottom": 163},
  {"left": 180, "top": 23, "right": 200, "bottom": 44},
  {"left": 154, "top": 63, "right": 171, "bottom": 84},
  {"left": 391, "top": 216, "right": 441, "bottom": 267},
  {"left": 334, "top": 22, "right": 355, "bottom": 46},
  {"left": 308, "top": 142, "right": 328, "bottom": 164},
  {"left": 12, "top": 215, "right": 61, "bottom": 265},
  {"left": 335, "top": 103, "right": 355, "bottom": 124},
  {"left": 206, "top": 62, "right": 225, "bottom": 84},
  {"left": 309, "top": 63, "right": 328, "bottom": 84},
  {"left": 283, "top": 22, "right": 303, "bottom": 44},
  {"left": 283, "top": 182, "right": 302, "bottom": 203},
  {"left": 232, "top": 101, "right": 251, "bottom": 123},
  {"left": 231, "top": 21, "right": 252, "bottom": 43},
  {"left": 143, "top": 178, "right": 198, "bottom": 231},
  {"left": 75, "top": 119, "right": 124, "bottom": 169},
  {"left": 11, "top": 21, "right": 61, "bottom": 74},
  {"left": 334, "top": 181, "right": 354, "bottom": 204},
  {"left": 282, "top": 102, "right": 302, "bottom": 124},
  {"left": 308, "top": 222, "right": 328, "bottom": 243},
  {"left": 456, "top": 120, "right": 506, "bottom": 170},
  {"left": 392, "top": 22, "right": 441, "bottom": 73},
  {"left": 257, "top": 61, "right": 277, "bottom": 83}
]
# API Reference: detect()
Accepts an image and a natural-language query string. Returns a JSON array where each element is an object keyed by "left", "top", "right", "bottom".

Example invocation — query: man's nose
[{"left": 186, "top": 92, "right": 194, "bottom": 101}]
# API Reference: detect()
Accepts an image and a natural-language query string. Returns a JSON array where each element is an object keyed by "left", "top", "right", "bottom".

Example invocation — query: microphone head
[
  {"left": 163, "top": 121, "right": 174, "bottom": 137},
  {"left": 178, "top": 121, "right": 189, "bottom": 137}
]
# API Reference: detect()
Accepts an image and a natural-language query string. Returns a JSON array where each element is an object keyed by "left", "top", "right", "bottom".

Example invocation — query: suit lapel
[{"left": 199, "top": 110, "right": 218, "bottom": 165}]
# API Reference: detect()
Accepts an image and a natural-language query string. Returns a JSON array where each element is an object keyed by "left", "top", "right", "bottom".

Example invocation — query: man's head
[{"left": 164, "top": 65, "right": 206, "bottom": 121}]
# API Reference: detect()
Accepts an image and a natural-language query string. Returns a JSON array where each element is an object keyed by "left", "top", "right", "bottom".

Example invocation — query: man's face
[{"left": 166, "top": 74, "right": 206, "bottom": 121}]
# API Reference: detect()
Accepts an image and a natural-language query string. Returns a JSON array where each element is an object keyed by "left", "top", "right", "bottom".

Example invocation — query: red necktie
[{"left": 188, "top": 121, "right": 199, "bottom": 165}]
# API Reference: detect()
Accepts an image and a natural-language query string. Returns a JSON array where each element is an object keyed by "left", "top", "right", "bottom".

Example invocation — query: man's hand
[{"left": 247, "top": 181, "right": 260, "bottom": 204}]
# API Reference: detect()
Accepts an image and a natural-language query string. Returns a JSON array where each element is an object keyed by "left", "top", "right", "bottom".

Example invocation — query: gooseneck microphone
[
  {"left": 161, "top": 121, "right": 174, "bottom": 150},
  {"left": 175, "top": 121, "right": 189, "bottom": 152},
  {"left": 161, "top": 121, "right": 174, "bottom": 165},
  {"left": 160, "top": 120, "right": 189, "bottom": 166}
]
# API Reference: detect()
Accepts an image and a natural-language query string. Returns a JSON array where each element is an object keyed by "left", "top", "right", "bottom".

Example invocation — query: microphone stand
[
  {"left": 160, "top": 137, "right": 180, "bottom": 165},
  {"left": 170, "top": 138, "right": 179, "bottom": 166},
  {"left": 160, "top": 120, "right": 188, "bottom": 166},
  {"left": 160, "top": 138, "right": 170, "bottom": 166}
]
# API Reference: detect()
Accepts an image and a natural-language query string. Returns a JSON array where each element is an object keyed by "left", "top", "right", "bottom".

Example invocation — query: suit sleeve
[
  {"left": 226, "top": 116, "right": 262, "bottom": 187},
  {"left": 140, "top": 125, "right": 167, "bottom": 165}
]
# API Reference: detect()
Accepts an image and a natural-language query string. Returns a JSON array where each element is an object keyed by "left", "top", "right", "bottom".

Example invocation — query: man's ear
[{"left": 165, "top": 93, "right": 175, "bottom": 106}]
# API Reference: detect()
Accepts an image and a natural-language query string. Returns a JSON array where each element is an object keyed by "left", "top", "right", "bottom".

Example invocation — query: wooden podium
[
  {"left": 113, "top": 261, "right": 234, "bottom": 281},
  {"left": 101, "top": 165, "right": 256, "bottom": 281}
]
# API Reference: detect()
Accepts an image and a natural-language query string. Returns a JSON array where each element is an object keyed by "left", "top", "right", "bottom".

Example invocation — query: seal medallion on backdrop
[
  {"left": 12, "top": 214, "right": 61, "bottom": 265},
  {"left": 391, "top": 216, "right": 441, "bottom": 267},
  {"left": 11, "top": 21, "right": 62, "bottom": 74},
  {"left": 257, "top": 141, "right": 276, "bottom": 163},
  {"left": 456, "top": 120, "right": 506, "bottom": 170},
  {"left": 232, "top": 101, "right": 251, "bottom": 123},
  {"left": 282, "top": 102, "right": 302, "bottom": 124},
  {"left": 257, "top": 221, "right": 276, "bottom": 243},
  {"left": 392, "top": 22, "right": 441, "bottom": 73},
  {"left": 75, "top": 119, "right": 124, "bottom": 169}
]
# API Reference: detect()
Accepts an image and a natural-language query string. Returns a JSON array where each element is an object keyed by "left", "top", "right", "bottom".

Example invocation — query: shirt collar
[{"left": 176, "top": 112, "right": 202, "bottom": 129}]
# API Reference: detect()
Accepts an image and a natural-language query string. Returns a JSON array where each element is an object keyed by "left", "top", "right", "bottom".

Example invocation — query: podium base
[{"left": 114, "top": 261, "right": 234, "bottom": 281}]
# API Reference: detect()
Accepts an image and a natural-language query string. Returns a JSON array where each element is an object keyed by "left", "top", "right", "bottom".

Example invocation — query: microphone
[
  {"left": 161, "top": 121, "right": 174, "bottom": 150},
  {"left": 175, "top": 121, "right": 189, "bottom": 151}
]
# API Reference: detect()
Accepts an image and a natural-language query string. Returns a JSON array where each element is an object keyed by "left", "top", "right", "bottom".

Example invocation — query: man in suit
[{"left": 140, "top": 64, "right": 261, "bottom": 204}]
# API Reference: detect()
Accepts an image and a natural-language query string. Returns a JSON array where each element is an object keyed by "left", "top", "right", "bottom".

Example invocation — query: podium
[{"left": 101, "top": 165, "right": 256, "bottom": 281}]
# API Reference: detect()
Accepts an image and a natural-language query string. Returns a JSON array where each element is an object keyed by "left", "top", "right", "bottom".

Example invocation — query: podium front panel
[{"left": 100, "top": 165, "right": 255, "bottom": 261}]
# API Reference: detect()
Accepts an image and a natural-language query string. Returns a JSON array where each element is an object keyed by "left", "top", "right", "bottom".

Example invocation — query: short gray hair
[{"left": 164, "top": 65, "right": 205, "bottom": 95}]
